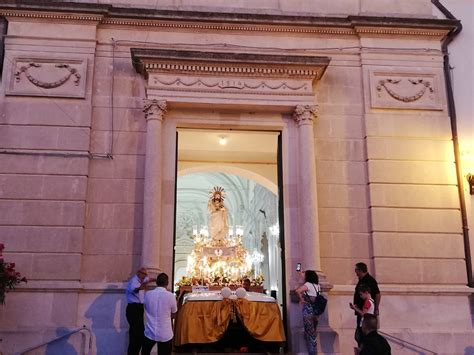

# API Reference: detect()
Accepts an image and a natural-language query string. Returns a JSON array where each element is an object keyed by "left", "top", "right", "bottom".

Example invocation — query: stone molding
[
  {"left": 13, "top": 282, "right": 474, "bottom": 296},
  {"left": 354, "top": 26, "right": 449, "bottom": 38},
  {"left": 0, "top": 4, "right": 457, "bottom": 39},
  {"left": 0, "top": 10, "right": 104, "bottom": 23},
  {"left": 132, "top": 49, "right": 329, "bottom": 78},
  {"left": 150, "top": 76, "right": 312, "bottom": 98},
  {"left": 144, "top": 63, "right": 321, "bottom": 78},
  {"left": 104, "top": 20, "right": 451, "bottom": 39},
  {"left": 6, "top": 57, "right": 87, "bottom": 98},
  {"left": 143, "top": 99, "right": 167, "bottom": 121},
  {"left": 330, "top": 284, "right": 474, "bottom": 296},
  {"left": 154, "top": 77, "right": 308, "bottom": 91},
  {"left": 133, "top": 49, "right": 329, "bottom": 108},
  {"left": 107, "top": 19, "right": 356, "bottom": 36},
  {"left": 368, "top": 68, "right": 444, "bottom": 111},
  {"left": 293, "top": 105, "right": 318, "bottom": 125}
]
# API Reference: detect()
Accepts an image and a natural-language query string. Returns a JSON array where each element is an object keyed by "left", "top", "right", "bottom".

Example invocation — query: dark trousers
[
  {"left": 355, "top": 316, "right": 363, "bottom": 346},
  {"left": 142, "top": 337, "right": 172, "bottom": 355},
  {"left": 126, "top": 303, "right": 145, "bottom": 355}
]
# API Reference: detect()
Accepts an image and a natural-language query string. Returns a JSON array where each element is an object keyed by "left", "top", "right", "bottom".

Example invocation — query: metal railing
[
  {"left": 378, "top": 330, "right": 437, "bottom": 354},
  {"left": 16, "top": 325, "right": 93, "bottom": 355}
]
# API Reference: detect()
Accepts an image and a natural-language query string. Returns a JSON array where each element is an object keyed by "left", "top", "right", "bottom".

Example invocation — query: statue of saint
[{"left": 208, "top": 187, "right": 229, "bottom": 246}]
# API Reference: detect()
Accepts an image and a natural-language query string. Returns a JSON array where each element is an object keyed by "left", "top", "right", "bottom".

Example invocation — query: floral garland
[
  {"left": 0, "top": 244, "right": 27, "bottom": 304},
  {"left": 175, "top": 274, "right": 265, "bottom": 288}
]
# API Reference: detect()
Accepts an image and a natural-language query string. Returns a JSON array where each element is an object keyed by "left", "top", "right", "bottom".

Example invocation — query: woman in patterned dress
[{"left": 296, "top": 270, "right": 321, "bottom": 355}]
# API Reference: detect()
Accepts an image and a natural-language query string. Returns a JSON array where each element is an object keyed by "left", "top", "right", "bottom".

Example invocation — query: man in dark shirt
[
  {"left": 353, "top": 262, "right": 381, "bottom": 345},
  {"left": 354, "top": 314, "right": 391, "bottom": 355}
]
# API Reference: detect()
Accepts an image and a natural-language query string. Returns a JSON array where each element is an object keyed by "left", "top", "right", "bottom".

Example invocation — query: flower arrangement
[
  {"left": 252, "top": 273, "right": 265, "bottom": 286},
  {"left": 0, "top": 244, "right": 27, "bottom": 304},
  {"left": 175, "top": 276, "right": 192, "bottom": 288}
]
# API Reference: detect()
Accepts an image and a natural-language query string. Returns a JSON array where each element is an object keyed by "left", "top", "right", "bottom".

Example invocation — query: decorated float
[{"left": 176, "top": 186, "right": 265, "bottom": 293}]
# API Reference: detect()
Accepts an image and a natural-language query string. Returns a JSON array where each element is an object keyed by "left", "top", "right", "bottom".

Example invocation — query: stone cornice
[
  {"left": 131, "top": 48, "right": 330, "bottom": 80},
  {"left": 0, "top": 1, "right": 458, "bottom": 38},
  {"left": 104, "top": 18, "right": 356, "bottom": 36},
  {"left": 0, "top": 9, "right": 104, "bottom": 23},
  {"left": 14, "top": 282, "right": 474, "bottom": 295},
  {"left": 132, "top": 49, "right": 329, "bottom": 109},
  {"left": 354, "top": 26, "right": 449, "bottom": 38},
  {"left": 331, "top": 284, "right": 474, "bottom": 296}
]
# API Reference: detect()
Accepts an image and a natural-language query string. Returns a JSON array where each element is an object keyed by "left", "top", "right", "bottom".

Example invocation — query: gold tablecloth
[{"left": 174, "top": 299, "right": 286, "bottom": 346}]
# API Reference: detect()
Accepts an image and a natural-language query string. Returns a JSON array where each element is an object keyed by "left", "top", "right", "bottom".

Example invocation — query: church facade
[{"left": 0, "top": 0, "right": 473, "bottom": 354}]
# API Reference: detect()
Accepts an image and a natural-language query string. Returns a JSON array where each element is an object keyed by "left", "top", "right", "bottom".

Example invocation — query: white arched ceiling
[
  {"left": 175, "top": 172, "right": 279, "bottom": 247},
  {"left": 178, "top": 165, "right": 278, "bottom": 195}
]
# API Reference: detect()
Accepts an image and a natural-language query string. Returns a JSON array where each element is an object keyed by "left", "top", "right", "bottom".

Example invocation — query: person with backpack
[{"left": 295, "top": 270, "right": 322, "bottom": 355}]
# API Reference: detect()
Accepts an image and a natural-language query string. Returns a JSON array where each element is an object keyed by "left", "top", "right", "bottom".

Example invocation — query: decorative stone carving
[
  {"left": 153, "top": 77, "right": 308, "bottom": 92},
  {"left": 293, "top": 105, "right": 318, "bottom": 125},
  {"left": 376, "top": 78, "right": 433, "bottom": 103},
  {"left": 143, "top": 99, "right": 167, "bottom": 121},
  {"left": 15, "top": 63, "right": 81, "bottom": 89},
  {"left": 6, "top": 58, "right": 87, "bottom": 98},
  {"left": 150, "top": 75, "right": 311, "bottom": 100},
  {"left": 369, "top": 69, "right": 443, "bottom": 110}
]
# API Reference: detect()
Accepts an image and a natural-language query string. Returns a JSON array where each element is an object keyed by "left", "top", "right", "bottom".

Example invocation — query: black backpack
[{"left": 304, "top": 284, "right": 327, "bottom": 316}]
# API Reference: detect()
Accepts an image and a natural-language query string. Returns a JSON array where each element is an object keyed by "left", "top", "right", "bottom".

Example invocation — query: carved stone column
[
  {"left": 293, "top": 105, "right": 321, "bottom": 272},
  {"left": 142, "top": 99, "right": 167, "bottom": 273}
]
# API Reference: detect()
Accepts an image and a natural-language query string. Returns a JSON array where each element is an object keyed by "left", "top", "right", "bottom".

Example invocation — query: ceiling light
[{"left": 218, "top": 136, "right": 227, "bottom": 145}]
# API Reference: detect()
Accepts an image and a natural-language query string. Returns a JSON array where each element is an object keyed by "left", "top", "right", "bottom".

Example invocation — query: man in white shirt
[
  {"left": 125, "top": 267, "right": 153, "bottom": 355},
  {"left": 142, "top": 272, "right": 178, "bottom": 355}
]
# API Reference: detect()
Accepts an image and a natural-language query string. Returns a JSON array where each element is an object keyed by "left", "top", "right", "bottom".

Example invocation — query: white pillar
[
  {"left": 293, "top": 105, "right": 321, "bottom": 272},
  {"left": 141, "top": 99, "right": 167, "bottom": 273}
]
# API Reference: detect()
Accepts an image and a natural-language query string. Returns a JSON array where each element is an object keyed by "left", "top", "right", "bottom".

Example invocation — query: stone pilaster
[
  {"left": 142, "top": 99, "right": 167, "bottom": 274},
  {"left": 293, "top": 104, "right": 322, "bottom": 272}
]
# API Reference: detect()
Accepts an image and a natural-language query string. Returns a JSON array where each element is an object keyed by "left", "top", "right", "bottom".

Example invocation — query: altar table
[
  {"left": 174, "top": 298, "right": 286, "bottom": 346},
  {"left": 177, "top": 285, "right": 264, "bottom": 302}
]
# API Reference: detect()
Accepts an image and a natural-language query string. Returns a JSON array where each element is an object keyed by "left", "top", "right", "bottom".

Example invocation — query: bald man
[
  {"left": 354, "top": 314, "right": 391, "bottom": 355},
  {"left": 125, "top": 267, "right": 154, "bottom": 355}
]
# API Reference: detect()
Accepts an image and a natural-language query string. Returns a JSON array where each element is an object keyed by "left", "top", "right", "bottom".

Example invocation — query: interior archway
[
  {"left": 178, "top": 165, "right": 278, "bottom": 195},
  {"left": 174, "top": 171, "right": 283, "bottom": 304},
  {"left": 173, "top": 128, "right": 284, "bottom": 306}
]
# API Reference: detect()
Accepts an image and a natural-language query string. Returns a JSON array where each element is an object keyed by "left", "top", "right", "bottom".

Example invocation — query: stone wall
[{"left": 0, "top": 1, "right": 473, "bottom": 354}]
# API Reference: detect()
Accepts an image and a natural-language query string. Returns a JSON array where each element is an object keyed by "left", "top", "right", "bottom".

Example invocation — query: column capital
[
  {"left": 143, "top": 99, "right": 167, "bottom": 121},
  {"left": 293, "top": 104, "right": 318, "bottom": 125}
]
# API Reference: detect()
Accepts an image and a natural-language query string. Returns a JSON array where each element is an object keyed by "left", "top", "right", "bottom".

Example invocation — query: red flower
[{"left": 0, "top": 245, "right": 27, "bottom": 304}]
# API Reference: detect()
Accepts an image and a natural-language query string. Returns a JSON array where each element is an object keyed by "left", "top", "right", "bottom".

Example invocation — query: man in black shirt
[
  {"left": 354, "top": 314, "right": 391, "bottom": 355},
  {"left": 353, "top": 262, "right": 381, "bottom": 345}
]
